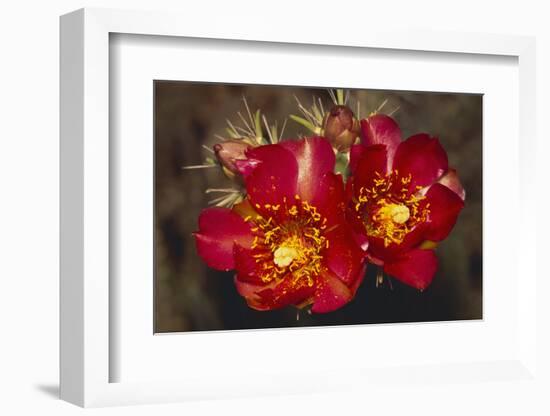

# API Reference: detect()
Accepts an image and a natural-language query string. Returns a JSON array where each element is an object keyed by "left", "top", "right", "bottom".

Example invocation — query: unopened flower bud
[
  {"left": 323, "top": 105, "right": 360, "bottom": 151},
  {"left": 213, "top": 139, "right": 251, "bottom": 177}
]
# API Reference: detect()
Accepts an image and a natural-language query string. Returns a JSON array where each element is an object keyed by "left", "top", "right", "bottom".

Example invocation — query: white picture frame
[{"left": 60, "top": 7, "right": 538, "bottom": 408}]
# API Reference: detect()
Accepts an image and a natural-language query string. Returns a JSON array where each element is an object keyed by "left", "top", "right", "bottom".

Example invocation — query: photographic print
[{"left": 154, "top": 82, "right": 482, "bottom": 332}]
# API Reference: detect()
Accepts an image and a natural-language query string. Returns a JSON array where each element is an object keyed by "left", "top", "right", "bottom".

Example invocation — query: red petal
[
  {"left": 194, "top": 208, "right": 253, "bottom": 271},
  {"left": 424, "top": 183, "right": 464, "bottom": 241},
  {"left": 233, "top": 244, "right": 266, "bottom": 284},
  {"left": 393, "top": 134, "right": 449, "bottom": 190},
  {"left": 234, "top": 278, "right": 272, "bottom": 311},
  {"left": 349, "top": 144, "right": 367, "bottom": 174},
  {"left": 311, "top": 269, "right": 354, "bottom": 313},
  {"left": 383, "top": 249, "right": 438, "bottom": 290},
  {"left": 280, "top": 137, "right": 336, "bottom": 202},
  {"left": 345, "top": 207, "right": 370, "bottom": 250},
  {"left": 244, "top": 144, "right": 298, "bottom": 211},
  {"left": 351, "top": 144, "right": 388, "bottom": 196},
  {"left": 324, "top": 225, "right": 366, "bottom": 286},
  {"left": 349, "top": 264, "right": 367, "bottom": 295},
  {"left": 255, "top": 276, "right": 316, "bottom": 310},
  {"left": 309, "top": 172, "right": 346, "bottom": 225},
  {"left": 360, "top": 114, "right": 402, "bottom": 169},
  {"left": 437, "top": 168, "right": 466, "bottom": 200},
  {"left": 367, "top": 221, "right": 430, "bottom": 262},
  {"left": 352, "top": 229, "right": 369, "bottom": 252}
]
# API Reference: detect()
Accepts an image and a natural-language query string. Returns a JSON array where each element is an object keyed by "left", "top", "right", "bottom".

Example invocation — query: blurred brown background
[{"left": 154, "top": 81, "right": 482, "bottom": 333}]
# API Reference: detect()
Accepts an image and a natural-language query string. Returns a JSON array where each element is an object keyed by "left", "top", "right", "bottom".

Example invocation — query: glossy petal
[
  {"left": 309, "top": 172, "right": 346, "bottom": 225},
  {"left": 424, "top": 183, "right": 465, "bottom": 241},
  {"left": 194, "top": 208, "right": 254, "bottom": 271},
  {"left": 351, "top": 229, "right": 370, "bottom": 252},
  {"left": 349, "top": 144, "right": 367, "bottom": 174},
  {"left": 351, "top": 144, "right": 388, "bottom": 197},
  {"left": 234, "top": 278, "right": 271, "bottom": 311},
  {"left": 280, "top": 137, "right": 336, "bottom": 202},
  {"left": 243, "top": 144, "right": 298, "bottom": 211},
  {"left": 255, "top": 276, "right": 317, "bottom": 310},
  {"left": 383, "top": 249, "right": 438, "bottom": 290},
  {"left": 311, "top": 269, "right": 354, "bottom": 313},
  {"left": 324, "top": 225, "right": 366, "bottom": 286},
  {"left": 393, "top": 134, "right": 449, "bottom": 191},
  {"left": 437, "top": 168, "right": 466, "bottom": 200},
  {"left": 349, "top": 264, "right": 367, "bottom": 295},
  {"left": 360, "top": 114, "right": 402, "bottom": 169},
  {"left": 233, "top": 244, "right": 265, "bottom": 284},
  {"left": 366, "top": 220, "right": 430, "bottom": 262}
]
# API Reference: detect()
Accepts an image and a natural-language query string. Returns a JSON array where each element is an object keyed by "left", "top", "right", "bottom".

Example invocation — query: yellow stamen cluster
[
  {"left": 246, "top": 195, "right": 329, "bottom": 287},
  {"left": 354, "top": 170, "right": 430, "bottom": 247},
  {"left": 273, "top": 245, "right": 300, "bottom": 268}
]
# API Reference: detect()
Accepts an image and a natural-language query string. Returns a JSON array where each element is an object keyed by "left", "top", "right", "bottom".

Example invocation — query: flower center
[
  {"left": 378, "top": 203, "right": 410, "bottom": 224},
  {"left": 245, "top": 195, "right": 329, "bottom": 286},
  {"left": 354, "top": 171, "right": 430, "bottom": 247},
  {"left": 273, "top": 241, "right": 302, "bottom": 268}
]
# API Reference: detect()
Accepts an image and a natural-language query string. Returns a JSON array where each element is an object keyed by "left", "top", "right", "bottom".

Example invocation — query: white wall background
[{"left": 0, "top": 1, "right": 548, "bottom": 415}]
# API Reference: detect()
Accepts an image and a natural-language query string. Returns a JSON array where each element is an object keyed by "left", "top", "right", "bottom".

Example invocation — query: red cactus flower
[
  {"left": 194, "top": 137, "right": 365, "bottom": 312},
  {"left": 347, "top": 114, "right": 465, "bottom": 290}
]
